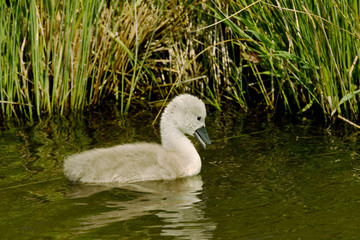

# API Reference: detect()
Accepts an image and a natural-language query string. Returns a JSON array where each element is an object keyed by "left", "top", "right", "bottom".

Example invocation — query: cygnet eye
[{"left": 197, "top": 116, "right": 201, "bottom": 121}]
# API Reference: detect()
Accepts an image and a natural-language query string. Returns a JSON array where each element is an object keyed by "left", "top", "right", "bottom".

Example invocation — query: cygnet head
[{"left": 160, "top": 94, "right": 211, "bottom": 149}]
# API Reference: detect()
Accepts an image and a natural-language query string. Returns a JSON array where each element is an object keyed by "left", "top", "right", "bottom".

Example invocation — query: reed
[
  {"left": 0, "top": 0, "right": 187, "bottom": 120},
  {"left": 199, "top": 0, "right": 360, "bottom": 121},
  {"left": 1, "top": 0, "right": 360, "bottom": 125}
]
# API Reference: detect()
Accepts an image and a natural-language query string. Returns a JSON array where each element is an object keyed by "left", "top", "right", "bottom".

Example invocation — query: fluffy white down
[{"left": 63, "top": 94, "right": 208, "bottom": 183}]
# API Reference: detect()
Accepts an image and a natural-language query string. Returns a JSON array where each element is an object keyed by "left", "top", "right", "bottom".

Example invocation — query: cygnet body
[{"left": 63, "top": 94, "right": 211, "bottom": 183}]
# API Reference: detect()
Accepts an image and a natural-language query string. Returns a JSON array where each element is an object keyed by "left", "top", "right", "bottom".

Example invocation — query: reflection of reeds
[{"left": 1, "top": 0, "right": 360, "bottom": 124}]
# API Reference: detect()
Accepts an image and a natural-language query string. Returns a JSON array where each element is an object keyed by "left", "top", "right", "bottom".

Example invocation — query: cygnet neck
[
  {"left": 161, "top": 125, "right": 201, "bottom": 177},
  {"left": 160, "top": 119, "right": 199, "bottom": 160}
]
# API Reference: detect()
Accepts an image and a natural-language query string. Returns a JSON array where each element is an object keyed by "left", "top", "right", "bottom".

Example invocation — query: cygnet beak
[{"left": 194, "top": 126, "right": 211, "bottom": 149}]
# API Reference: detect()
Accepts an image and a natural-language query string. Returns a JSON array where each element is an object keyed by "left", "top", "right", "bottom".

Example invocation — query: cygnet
[{"left": 63, "top": 94, "right": 211, "bottom": 183}]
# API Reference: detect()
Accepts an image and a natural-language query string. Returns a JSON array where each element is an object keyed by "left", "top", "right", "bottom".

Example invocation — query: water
[{"left": 1, "top": 110, "right": 360, "bottom": 239}]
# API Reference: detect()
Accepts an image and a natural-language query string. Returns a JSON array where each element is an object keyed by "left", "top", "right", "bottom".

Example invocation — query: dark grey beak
[{"left": 194, "top": 126, "right": 211, "bottom": 149}]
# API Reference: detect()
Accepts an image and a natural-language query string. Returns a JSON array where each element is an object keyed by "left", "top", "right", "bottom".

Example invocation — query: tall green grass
[
  {"left": 0, "top": 0, "right": 188, "bottom": 121},
  {"left": 1, "top": 0, "right": 360, "bottom": 125},
  {"left": 197, "top": 0, "right": 360, "bottom": 122}
]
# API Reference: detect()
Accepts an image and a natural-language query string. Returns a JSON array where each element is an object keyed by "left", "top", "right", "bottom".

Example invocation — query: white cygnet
[{"left": 63, "top": 94, "right": 211, "bottom": 183}]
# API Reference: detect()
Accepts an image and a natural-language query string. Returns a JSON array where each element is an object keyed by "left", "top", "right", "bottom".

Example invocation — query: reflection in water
[
  {"left": 68, "top": 175, "right": 216, "bottom": 239},
  {"left": 3, "top": 112, "right": 360, "bottom": 239}
]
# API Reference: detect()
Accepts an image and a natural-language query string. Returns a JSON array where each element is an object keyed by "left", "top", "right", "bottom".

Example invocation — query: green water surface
[{"left": 1, "top": 111, "right": 360, "bottom": 239}]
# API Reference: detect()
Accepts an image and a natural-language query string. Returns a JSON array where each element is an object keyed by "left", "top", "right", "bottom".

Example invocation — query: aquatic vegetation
[
  {"left": 1, "top": 0, "right": 359, "bottom": 125},
  {"left": 197, "top": 0, "right": 360, "bottom": 122}
]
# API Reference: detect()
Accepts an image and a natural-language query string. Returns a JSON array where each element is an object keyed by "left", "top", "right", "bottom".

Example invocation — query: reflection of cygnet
[
  {"left": 69, "top": 176, "right": 216, "bottom": 240},
  {"left": 63, "top": 94, "right": 211, "bottom": 183}
]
